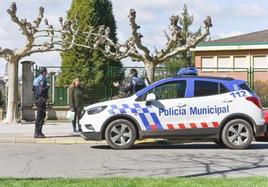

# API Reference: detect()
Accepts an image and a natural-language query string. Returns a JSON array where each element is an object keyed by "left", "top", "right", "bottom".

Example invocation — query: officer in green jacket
[{"left": 69, "top": 78, "right": 84, "bottom": 133}]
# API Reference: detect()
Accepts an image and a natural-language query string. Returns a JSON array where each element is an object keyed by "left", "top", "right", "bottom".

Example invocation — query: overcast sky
[{"left": 1, "top": 0, "right": 268, "bottom": 76}]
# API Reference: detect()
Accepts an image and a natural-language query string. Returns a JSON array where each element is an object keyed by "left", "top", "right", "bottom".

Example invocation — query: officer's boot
[
  {"left": 34, "top": 124, "right": 41, "bottom": 138},
  {"left": 39, "top": 122, "right": 46, "bottom": 138},
  {"left": 34, "top": 127, "right": 40, "bottom": 138},
  {"left": 39, "top": 126, "right": 46, "bottom": 138},
  {"left": 72, "top": 120, "right": 77, "bottom": 133},
  {"left": 78, "top": 123, "right": 82, "bottom": 132},
  {"left": 34, "top": 126, "right": 45, "bottom": 138}
]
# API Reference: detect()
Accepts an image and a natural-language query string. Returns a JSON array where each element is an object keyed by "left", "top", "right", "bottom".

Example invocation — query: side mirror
[{"left": 146, "top": 93, "right": 156, "bottom": 102}]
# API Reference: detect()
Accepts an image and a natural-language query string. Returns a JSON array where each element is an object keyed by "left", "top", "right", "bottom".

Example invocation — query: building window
[
  {"left": 234, "top": 56, "right": 248, "bottom": 71},
  {"left": 217, "top": 56, "right": 233, "bottom": 71},
  {"left": 201, "top": 57, "right": 216, "bottom": 71},
  {"left": 253, "top": 55, "right": 267, "bottom": 69}
]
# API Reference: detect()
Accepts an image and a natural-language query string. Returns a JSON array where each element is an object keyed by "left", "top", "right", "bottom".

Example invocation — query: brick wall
[
  {"left": 194, "top": 49, "right": 268, "bottom": 81},
  {"left": 198, "top": 71, "right": 249, "bottom": 81}
]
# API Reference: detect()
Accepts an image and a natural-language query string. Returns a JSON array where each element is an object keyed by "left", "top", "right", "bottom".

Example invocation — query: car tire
[
  {"left": 221, "top": 119, "right": 253, "bottom": 149},
  {"left": 105, "top": 119, "right": 137, "bottom": 149}
]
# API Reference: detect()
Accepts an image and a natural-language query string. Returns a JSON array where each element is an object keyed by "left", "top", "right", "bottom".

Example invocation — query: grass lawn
[{"left": 1, "top": 177, "right": 268, "bottom": 187}]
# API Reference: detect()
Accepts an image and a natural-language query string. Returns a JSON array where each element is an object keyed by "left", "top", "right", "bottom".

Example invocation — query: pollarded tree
[
  {"left": 165, "top": 4, "right": 201, "bottom": 69},
  {"left": 0, "top": 2, "right": 78, "bottom": 124},
  {"left": 66, "top": 8, "right": 212, "bottom": 84}
]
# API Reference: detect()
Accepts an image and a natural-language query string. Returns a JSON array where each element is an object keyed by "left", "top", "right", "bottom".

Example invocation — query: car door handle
[
  {"left": 177, "top": 103, "right": 187, "bottom": 108},
  {"left": 223, "top": 99, "right": 233, "bottom": 103}
]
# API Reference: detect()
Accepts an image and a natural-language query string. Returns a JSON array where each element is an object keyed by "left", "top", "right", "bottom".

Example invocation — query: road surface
[{"left": 1, "top": 142, "right": 268, "bottom": 178}]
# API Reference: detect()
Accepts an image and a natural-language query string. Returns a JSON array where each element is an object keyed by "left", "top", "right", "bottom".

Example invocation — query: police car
[
  {"left": 255, "top": 110, "right": 268, "bottom": 141},
  {"left": 80, "top": 68, "right": 266, "bottom": 149}
]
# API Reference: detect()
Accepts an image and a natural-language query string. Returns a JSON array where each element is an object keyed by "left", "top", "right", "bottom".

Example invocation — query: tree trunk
[
  {"left": 144, "top": 61, "right": 156, "bottom": 84},
  {"left": 5, "top": 58, "right": 19, "bottom": 124}
]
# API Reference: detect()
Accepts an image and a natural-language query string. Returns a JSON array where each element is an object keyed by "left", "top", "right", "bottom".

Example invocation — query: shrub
[{"left": 254, "top": 80, "right": 268, "bottom": 107}]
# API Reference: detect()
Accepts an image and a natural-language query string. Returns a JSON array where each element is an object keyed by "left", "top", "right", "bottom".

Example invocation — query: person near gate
[
  {"left": 113, "top": 68, "right": 146, "bottom": 97},
  {"left": 69, "top": 78, "right": 84, "bottom": 133},
  {"left": 33, "top": 67, "right": 49, "bottom": 138}
]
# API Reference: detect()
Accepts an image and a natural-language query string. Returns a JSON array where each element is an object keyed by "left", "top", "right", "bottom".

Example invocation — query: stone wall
[
  {"left": 21, "top": 106, "right": 70, "bottom": 121},
  {"left": 19, "top": 61, "right": 72, "bottom": 122},
  {"left": 0, "top": 108, "right": 4, "bottom": 121}
]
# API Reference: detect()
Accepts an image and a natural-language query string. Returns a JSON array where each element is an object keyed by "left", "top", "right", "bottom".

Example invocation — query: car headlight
[{"left": 87, "top": 106, "right": 107, "bottom": 115}]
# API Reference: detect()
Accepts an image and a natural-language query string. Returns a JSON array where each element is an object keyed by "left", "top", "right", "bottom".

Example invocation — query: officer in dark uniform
[
  {"left": 33, "top": 67, "right": 49, "bottom": 138},
  {"left": 113, "top": 68, "right": 146, "bottom": 97}
]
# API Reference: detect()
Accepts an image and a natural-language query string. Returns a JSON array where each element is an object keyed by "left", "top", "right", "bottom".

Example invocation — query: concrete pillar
[
  {"left": 49, "top": 72, "right": 56, "bottom": 104},
  {"left": 21, "top": 61, "right": 35, "bottom": 121}
]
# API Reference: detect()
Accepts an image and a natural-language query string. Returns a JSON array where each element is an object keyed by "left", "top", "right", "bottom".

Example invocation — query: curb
[
  {"left": 0, "top": 137, "right": 162, "bottom": 145},
  {"left": 0, "top": 137, "right": 104, "bottom": 144}
]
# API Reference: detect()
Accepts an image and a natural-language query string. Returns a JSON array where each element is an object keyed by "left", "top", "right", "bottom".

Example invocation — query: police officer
[
  {"left": 113, "top": 68, "right": 146, "bottom": 97},
  {"left": 33, "top": 67, "right": 49, "bottom": 138}
]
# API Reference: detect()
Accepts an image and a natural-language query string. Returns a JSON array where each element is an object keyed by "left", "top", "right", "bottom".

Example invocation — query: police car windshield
[
  {"left": 136, "top": 80, "right": 186, "bottom": 101},
  {"left": 136, "top": 80, "right": 160, "bottom": 97}
]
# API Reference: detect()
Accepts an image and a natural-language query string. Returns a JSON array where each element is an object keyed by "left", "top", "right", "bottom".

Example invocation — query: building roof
[{"left": 199, "top": 29, "right": 268, "bottom": 47}]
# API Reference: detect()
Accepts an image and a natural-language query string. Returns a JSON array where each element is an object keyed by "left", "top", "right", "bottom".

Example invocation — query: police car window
[
  {"left": 150, "top": 81, "right": 186, "bottom": 100},
  {"left": 220, "top": 84, "right": 229, "bottom": 93},
  {"left": 194, "top": 81, "right": 228, "bottom": 97},
  {"left": 239, "top": 83, "right": 253, "bottom": 93}
]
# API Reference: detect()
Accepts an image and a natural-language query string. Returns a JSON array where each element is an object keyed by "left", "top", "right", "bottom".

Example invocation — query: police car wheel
[
  {"left": 105, "top": 119, "right": 137, "bottom": 149},
  {"left": 221, "top": 119, "right": 253, "bottom": 149}
]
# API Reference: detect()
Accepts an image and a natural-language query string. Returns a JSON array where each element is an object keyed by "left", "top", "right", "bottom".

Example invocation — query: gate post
[
  {"left": 49, "top": 72, "right": 56, "bottom": 104},
  {"left": 251, "top": 67, "right": 255, "bottom": 90},
  {"left": 248, "top": 67, "right": 254, "bottom": 89},
  {"left": 21, "top": 61, "right": 35, "bottom": 121}
]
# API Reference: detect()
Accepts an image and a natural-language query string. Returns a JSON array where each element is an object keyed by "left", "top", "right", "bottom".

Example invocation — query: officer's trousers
[
  {"left": 72, "top": 109, "right": 82, "bottom": 132},
  {"left": 35, "top": 97, "right": 47, "bottom": 133}
]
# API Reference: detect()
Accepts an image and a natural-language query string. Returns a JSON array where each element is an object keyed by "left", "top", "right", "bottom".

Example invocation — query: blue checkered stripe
[{"left": 107, "top": 103, "right": 163, "bottom": 131}]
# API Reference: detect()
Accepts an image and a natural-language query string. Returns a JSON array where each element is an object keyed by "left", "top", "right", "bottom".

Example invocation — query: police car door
[
  {"left": 187, "top": 80, "right": 230, "bottom": 135},
  {"left": 138, "top": 80, "right": 189, "bottom": 134}
]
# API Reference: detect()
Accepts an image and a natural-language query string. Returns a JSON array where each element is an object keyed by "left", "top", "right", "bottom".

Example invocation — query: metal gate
[{"left": 35, "top": 65, "right": 268, "bottom": 107}]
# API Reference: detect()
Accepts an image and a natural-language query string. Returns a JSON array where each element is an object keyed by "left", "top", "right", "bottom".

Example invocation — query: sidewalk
[{"left": 0, "top": 121, "right": 104, "bottom": 144}]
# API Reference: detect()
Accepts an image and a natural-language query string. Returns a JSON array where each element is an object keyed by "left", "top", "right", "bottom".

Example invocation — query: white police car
[{"left": 80, "top": 68, "right": 266, "bottom": 149}]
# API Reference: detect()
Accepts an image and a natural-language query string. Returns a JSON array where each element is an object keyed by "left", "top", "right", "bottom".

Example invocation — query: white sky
[{"left": 1, "top": 0, "right": 268, "bottom": 76}]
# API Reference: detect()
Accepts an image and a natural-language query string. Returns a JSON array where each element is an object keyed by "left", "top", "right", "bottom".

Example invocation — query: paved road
[{"left": 1, "top": 142, "right": 268, "bottom": 178}]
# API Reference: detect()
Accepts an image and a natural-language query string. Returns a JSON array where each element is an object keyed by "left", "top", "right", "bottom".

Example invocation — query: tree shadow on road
[
  {"left": 91, "top": 143, "right": 268, "bottom": 177},
  {"left": 91, "top": 142, "right": 268, "bottom": 150}
]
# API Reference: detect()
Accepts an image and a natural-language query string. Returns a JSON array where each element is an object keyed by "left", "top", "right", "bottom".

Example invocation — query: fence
[
  {"left": 34, "top": 65, "right": 268, "bottom": 107},
  {"left": 34, "top": 65, "right": 113, "bottom": 106}
]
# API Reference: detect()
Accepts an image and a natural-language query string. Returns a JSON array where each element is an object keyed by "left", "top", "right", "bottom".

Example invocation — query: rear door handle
[
  {"left": 177, "top": 103, "right": 187, "bottom": 108},
  {"left": 223, "top": 99, "right": 233, "bottom": 103}
]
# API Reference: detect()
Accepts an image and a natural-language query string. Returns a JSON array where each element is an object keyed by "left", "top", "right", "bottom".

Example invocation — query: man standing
[
  {"left": 33, "top": 67, "right": 49, "bottom": 138},
  {"left": 113, "top": 68, "right": 146, "bottom": 97}
]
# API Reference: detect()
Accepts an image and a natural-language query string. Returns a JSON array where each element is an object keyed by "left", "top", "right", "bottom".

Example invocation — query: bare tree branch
[
  {"left": 4, "top": 2, "right": 80, "bottom": 58},
  {"left": 7, "top": 2, "right": 31, "bottom": 39},
  {"left": 0, "top": 47, "right": 14, "bottom": 61},
  {"left": 0, "top": 47, "right": 13, "bottom": 56},
  {"left": 73, "top": 23, "right": 144, "bottom": 61},
  {"left": 158, "top": 16, "right": 211, "bottom": 62},
  {"left": 0, "top": 2, "right": 82, "bottom": 124},
  {"left": 128, "top": 9, "right": 151, "bottom": 60},
  {"left": 60, "top": 8, "right": 212, "bottom": 83},
  {"left": 156, "top": 15, "right": 182, "bottom": 61}
]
